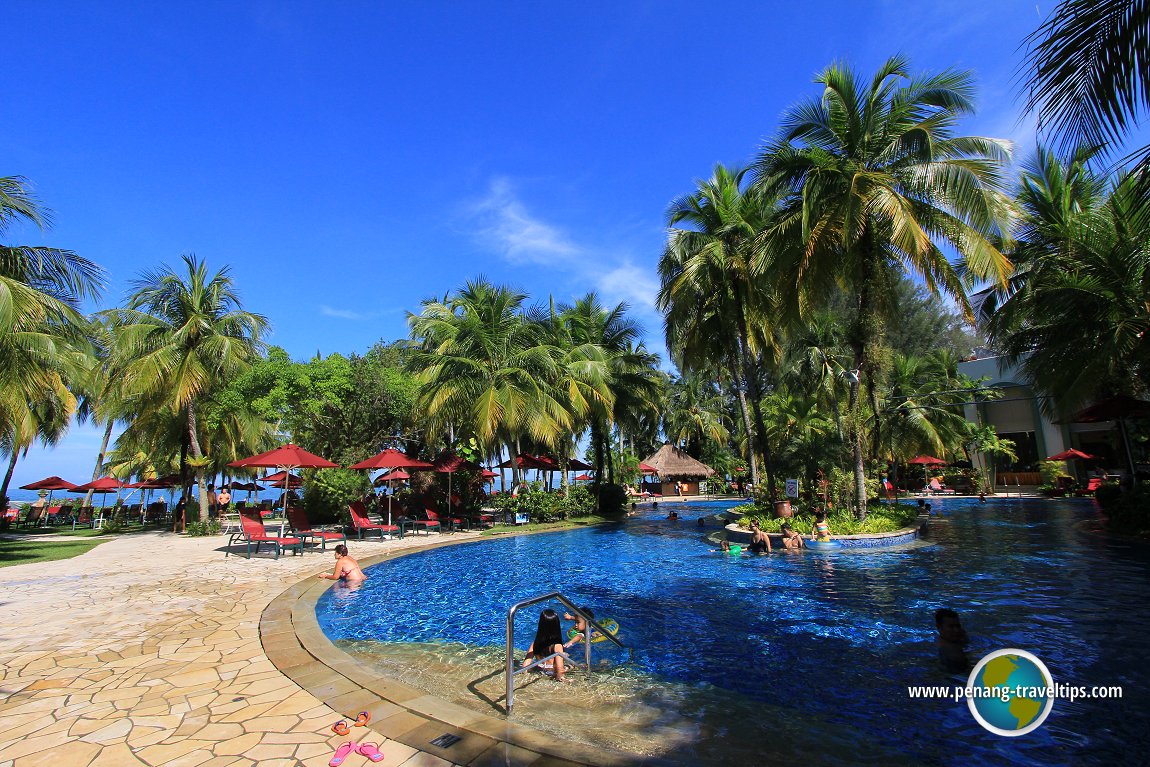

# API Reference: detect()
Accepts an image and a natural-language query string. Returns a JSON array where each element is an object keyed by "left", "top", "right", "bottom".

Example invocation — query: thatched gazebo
[{"left": 641, "top": 443, "right": 716, "bottom": 497}]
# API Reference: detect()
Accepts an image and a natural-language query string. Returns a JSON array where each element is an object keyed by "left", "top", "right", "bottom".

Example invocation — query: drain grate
[{"left": 429, "top": 733, "right": 462, "bottom": 748}]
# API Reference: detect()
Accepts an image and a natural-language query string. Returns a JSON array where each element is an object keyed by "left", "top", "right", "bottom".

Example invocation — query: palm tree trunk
[
  {"left": 84, "top": 419, "right": 115, "bottom": 509},
  {"left": 849, "top": 243, "right": 881, "bottom": 520},
  {"left": 0, "top": 450, "right": 19, "bottom": 506},
  {"left": 730, "top": 286, "right": 777, "bottom": 504},
  {"left": 729, "top": 364, "right": 761, "bottom": 489},
  {"left": 187, "top": 403, "right": 209, "bottom": 523},
  {"left": 606, "top": 421, "right": 616, "bottom": 487}
]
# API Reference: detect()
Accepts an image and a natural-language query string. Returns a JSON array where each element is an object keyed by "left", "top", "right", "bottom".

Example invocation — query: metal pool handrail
[{"left": 505, "top": 591, "right": 629, "bottom": 715}]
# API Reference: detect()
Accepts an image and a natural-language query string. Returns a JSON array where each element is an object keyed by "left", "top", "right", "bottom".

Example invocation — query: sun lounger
[
  {"left": 226, "top": 510, "right": 304, "bottom": 559},
  {"left": 423, "top": 507, "right": 466, "bottom": 532},
  {"left": 928, "top": 479, "right": 956, "bottom": 495},
  {"left": 348, "top": 501, "right": 399, "bottom": 540},
  {"left": 1074, "top": 477, "right": 1105, "bottom": 496},
  {"left": 21, "top": 506, "right": 44, "bottom": 528},
  {"left": 401, "top": 509, "right": 442, "bottom": 536},
  {"left": 287, "top": 507, "right": 347, "bottom": 550}
]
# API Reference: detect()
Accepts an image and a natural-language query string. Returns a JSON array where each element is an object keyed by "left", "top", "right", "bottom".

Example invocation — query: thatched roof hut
[{"left": 641, "top": 443, "right": 715, "bottom": 479}]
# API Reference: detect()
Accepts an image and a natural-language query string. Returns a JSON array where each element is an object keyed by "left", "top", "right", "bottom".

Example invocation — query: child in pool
[
  {"left": 811, "top": 511, "right": 832, "bottom": 542},
  {"left": 563, "top": 607, "right": 595, "bottom": 648},
  {"left": 523, "top": 609, "right": 570, "bottom": 682},
  {"left": 935, "top": 608, "right": 972, "bottom": 672}
]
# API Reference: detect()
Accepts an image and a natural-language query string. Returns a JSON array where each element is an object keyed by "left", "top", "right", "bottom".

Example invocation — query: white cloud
[
  {"left": 319, "top": 304, "right": 374, "bottom": 321},
  {"left": 468, "top": 178, "right": 579, "bottom": 264}
]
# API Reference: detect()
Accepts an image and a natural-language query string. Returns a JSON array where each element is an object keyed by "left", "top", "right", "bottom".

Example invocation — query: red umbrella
[
  {"left": 230, "top": 443, "right": 337, "bottom": 515},
  {"left": 433, "top": 453, "right": 482, "bottom": 473},
  {"left": 72, "top": 476, "right": 125, "bottom": 510},
  {"left": 1047, "top": 449, "right": 1098, "bottom": 461},
  {"left": 349, "top": 449, "right": 434, "bottom": 471},
  {"left": 260, "top": 471, "right": 303, "bottom": 488},
  {"left": 574, "top": 473, "right": 593, "bottom": 481},
  {"left": 20, "top": 476, "right": 78, "bottom": 506},
  {"left": 639, "top": 462, "right": 659, "bottom": 475},
  {"left": 907, "top": 455, "right": 947, "bottom": 465},
  {"left": 497, "top": 455, "right": 552, "bottom": 471},
  {"left": 566, "top": 458, "right": 593, "bottom": 471},
  {"left": 20, "top": 476, "right": 77, "bottom": 491},
  {"left": 374, "top": 469, "right": 411, "bottom": 486}
]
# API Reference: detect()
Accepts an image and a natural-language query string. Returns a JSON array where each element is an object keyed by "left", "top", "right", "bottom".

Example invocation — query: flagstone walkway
[{"left": 0, "top": 529, "right": 489, "bottom": 767}]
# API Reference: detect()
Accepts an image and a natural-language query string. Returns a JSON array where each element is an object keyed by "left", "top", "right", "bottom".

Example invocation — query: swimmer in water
[{"left": 317, "top": 544, "right": 367, "bottom": 582}]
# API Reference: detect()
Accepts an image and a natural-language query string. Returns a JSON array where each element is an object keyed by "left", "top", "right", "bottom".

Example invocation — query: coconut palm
[
  {"left": 663, "top": 372, "right": 730, "bottom": 456},
  {"left": 982, "top": 147, "right": 1150, "bottom": 411},
  {"left": 658, "top": 164, "right": 782, "bottom": 499},
  {"left": 559, "top": 293, "right": 662, "bottom": 487},
  {"left": 753, "top": 55, "right": 1014, "bottom": 517},
  {"left": 407, "top": 279, "right": 567, "bottom": 484},
  {"left": 1022, "top": 0, "right": 1150, "bottom": 180},
  {"left": 107, "top": 255, "right": 268, "bottom": 522},
  {"left": 0, "top": 176, "right": 103, "bottom": 442}
]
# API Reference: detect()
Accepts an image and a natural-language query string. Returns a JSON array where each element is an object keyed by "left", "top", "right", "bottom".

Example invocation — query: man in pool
[
  {"left": 780, "top": 523, "right": 804, "bottom": 549},
  {"left": 934, "top": 608, "right": 971, "bottom": 672}
]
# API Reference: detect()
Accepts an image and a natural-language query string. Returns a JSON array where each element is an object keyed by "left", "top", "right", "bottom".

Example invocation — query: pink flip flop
[
  {"left": 329, "top": 742, "right": 356, "bottom": 767},
  {"left": 357, "top": 742, "right": 385, "bottom": 763}
]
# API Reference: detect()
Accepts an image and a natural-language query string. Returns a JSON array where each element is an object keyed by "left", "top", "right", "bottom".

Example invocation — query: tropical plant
[
  {"left": 658, "top": 164, "right": 782, "bottom": 499},
  {"left": 107, "top": 255, "right": 268, "bottom": 522},
  {"left": 753, "top": 55, "right": 1014, "bottom": 517},
  {"left": 981, "top": 147, "right": 1150, "bottom": 411},
  {"left": 1022, "top": 0, "right": 1150, "bottom": 182}
]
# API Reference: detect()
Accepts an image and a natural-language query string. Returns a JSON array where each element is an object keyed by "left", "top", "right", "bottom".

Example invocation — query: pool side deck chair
[
  {"left": 227, "top": 509, "right": 304, "bottom": 559},
  {"left": 287, "top": 506, "right": 347, "bottom": 550},
  {"left": 348, "top": 501, "right": 399, "bottom": 540}
]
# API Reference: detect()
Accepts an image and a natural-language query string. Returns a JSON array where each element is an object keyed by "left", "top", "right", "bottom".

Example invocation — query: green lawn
[{"left": 0, "top": 538, "right": 107, "bottom": 567}]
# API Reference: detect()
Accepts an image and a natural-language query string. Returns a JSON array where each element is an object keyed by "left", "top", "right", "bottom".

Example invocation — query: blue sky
[{"left": 5, "top": 1, "right": 1049, "bottom": 491}]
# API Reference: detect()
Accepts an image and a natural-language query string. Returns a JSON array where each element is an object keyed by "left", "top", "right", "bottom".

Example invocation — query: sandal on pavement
[
  {"left": 357, "top": 742, "right": 385, "bottom": 763},
  {"left": 329, "top": 742, "right": 356, "bottom": 767},
  {"left": 353, "top": 710, "right": 372, "bottom": 727},
  {"left": 330, "top": 720, "right": 351, "bottom": 736}
]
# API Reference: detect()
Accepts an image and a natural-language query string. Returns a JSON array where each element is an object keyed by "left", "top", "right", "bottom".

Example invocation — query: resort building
[
  {"left": 641, "top": 443, "right": 716, "bottom": 496},
  {"left": 958, "top": 355, "right": 1117, "bottom": 483}
]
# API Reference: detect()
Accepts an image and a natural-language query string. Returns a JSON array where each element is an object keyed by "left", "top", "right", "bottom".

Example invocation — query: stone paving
[{"left": 0, "top": 529, "right": 495, "bottom": 767}]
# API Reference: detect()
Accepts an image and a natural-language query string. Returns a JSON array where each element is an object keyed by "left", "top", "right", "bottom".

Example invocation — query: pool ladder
[{"left": 504, "top": 591, "right": 630, "bottom": 715}]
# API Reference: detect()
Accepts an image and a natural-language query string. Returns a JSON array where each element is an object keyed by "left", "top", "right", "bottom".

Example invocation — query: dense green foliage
[{"left": 736, "top": 503, "right": 919, "bottom": 535}]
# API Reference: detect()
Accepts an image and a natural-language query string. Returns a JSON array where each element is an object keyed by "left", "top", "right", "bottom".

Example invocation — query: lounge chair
[
  {"left": 928, "top": 479, "right": 956, "bottom": 495},
  {"left": 226, "top": 509, "right": 304, "bottom": 559},
  {"left": 287, "top": 507, "right": 347, "bottom": 550},
  {"left": 348, "top": 501, "right": 399, "bottom": 540},
  {"left": 423, "top": 507, "right": 466, "bottom": 532},
  {"left": 402, "top": 509, "right": 442, "bottom": 536},
  {"left": 21, "top": 506, "right": 44, "bottom": 528},
  {"left": 1074, "top": 477, "right": 1105, "bottom": 497},
  {"left": 72, "top": 507, "right": 96, "bottom": 530}
]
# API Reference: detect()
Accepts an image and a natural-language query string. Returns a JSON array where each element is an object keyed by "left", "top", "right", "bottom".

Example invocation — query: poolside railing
[{"left": 504, "top": 591, "right": 629, "bottom": 715}]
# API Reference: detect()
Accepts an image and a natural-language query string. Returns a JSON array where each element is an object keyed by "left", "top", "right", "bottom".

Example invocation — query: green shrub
[
  {"left": 1039, "top": 461, "right": 1071, "bottom": 486},
  {"left": 303, "top": 468, "right": 370, "bottom": 525},
  {"left": 184, "top": 520, "right": 221, "bottom": 536},
  {"left": 1103, "top": 481, "right": 1150, "bottom": 535},
  {"left": 737, "top": 504, "right": 918, "bottom": 535}
]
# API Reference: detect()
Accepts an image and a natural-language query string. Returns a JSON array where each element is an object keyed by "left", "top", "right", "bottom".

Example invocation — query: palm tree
[
  {"left": 663, "top": 372, "right": 730, "bottom": 456},
  {"left": 407, "top": 279, "right": 567, "bottom": 484},
  {"left": 108, "top": 255, "right": 268, "bottom": 522},
  {"left": 982, "top": 147, "right": 1150, "bottom": 411},
  {"left": 559, "top": 294, "right": 662, "bottom": 488},
  {"left": 753, "top": 55, "right": 1014, "bottom": 517},
  {"left": 1022, "top": 0, "right": 1150, "bottom": 181},
  {"left": 658, "top": 164, "right": 782, "bottom": 500},
  {"left": 0, "top": 176, "right": 103, "bottom": 446}
]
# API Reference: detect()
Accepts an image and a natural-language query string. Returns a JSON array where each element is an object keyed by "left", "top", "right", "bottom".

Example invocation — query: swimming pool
[{"left": 315, "top": 499, "right": 1150, "bottom": 766}]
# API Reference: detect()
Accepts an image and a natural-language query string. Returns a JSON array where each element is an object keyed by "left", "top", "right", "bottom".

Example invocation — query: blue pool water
[{"left": 316, "top": 499, "right": 1150, "bottom": 766}]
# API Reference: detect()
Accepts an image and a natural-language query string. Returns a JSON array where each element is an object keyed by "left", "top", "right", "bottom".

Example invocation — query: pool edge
[{"left": 260, "top": 532, "right": 671, "bottom": 767}]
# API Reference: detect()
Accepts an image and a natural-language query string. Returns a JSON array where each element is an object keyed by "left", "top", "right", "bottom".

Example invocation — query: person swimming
[
  {"left": 317, "top": 544, "right": 367, "bottom": 582},
  {"left": 523, "top": 609, "right": 570, "bottom": 682}
]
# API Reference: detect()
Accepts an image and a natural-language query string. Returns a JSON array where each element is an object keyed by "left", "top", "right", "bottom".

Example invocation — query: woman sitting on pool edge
[
  {"left": 317, "top": 544, "right": 367, "bottom": 582},
  {"left": 522, "top": 609, "right": 571, "bottom": 682}
]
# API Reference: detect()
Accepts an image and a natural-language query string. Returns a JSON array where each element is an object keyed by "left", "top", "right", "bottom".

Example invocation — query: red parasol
[
  {"left": 20, "top": 476, "right": 77, "bottom": 491},
  {"left": 907, "top": 455, "right": 947, "bottom": 465},
  {"left": 349, "top": 449, "right": 434, "bottom": 471},
  {"left": 229, "top": 443, "right": 337, "bottom": 515},
  {"left": 574, "top": 473, "right": 593, "bottom": 481},
  {"left": 639, "top": 462, "right": 658, "bottom": 475},
  {"left": 72, "top": 476, "right": 125, "bottom": 511},
  {"left": 373, "top": 469, "right": 411, "bottom": 486},
  {"left": 260, "top": 471, "right": 303, "bottom": 488},
  {"left": 20, "top": 476, "right": 78, "bottom": 506},
  {"left": 1047, "top": 449, "right": 1098, "bottom": 461}
]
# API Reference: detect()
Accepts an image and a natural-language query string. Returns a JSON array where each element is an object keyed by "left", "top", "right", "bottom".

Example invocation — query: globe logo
[{"left": 967, "top": 649, "right": 1055, "bottom": 736}]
